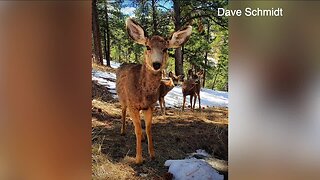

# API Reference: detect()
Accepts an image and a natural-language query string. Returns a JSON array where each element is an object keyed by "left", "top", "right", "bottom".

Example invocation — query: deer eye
[
  {"left": 163, "top": 48, "right": 168, "bottom": 52},
  {"left": 146, "top": 46, "right": 151, "bottom": 50}
]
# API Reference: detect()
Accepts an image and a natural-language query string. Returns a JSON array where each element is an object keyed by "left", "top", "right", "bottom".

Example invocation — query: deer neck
[{"left": 140, "top": 63, "right": 162, "bottom": 93}]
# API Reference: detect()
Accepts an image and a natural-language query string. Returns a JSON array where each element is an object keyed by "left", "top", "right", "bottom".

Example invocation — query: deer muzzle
[{"left": 152, "top": 62, "right": 161, "bottom": 70}]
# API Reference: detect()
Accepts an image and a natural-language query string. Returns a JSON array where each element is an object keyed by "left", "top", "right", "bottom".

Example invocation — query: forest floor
[{"left": 91, "top": 63, "right": 229, "bottom": 179}]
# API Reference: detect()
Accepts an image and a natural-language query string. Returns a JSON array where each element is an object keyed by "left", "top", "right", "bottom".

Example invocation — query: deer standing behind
[
  {"left": 169, "top": 71, "right": 184, "bottom": 86},
  {"left": 158, "top": 77, "right": 175, "bottom": 115},
  {"left": 182, "top": 70, "right": 203, "bottom": 111},
  {"left": 116, "top": 18, "right": 192, "bottom": 164}
]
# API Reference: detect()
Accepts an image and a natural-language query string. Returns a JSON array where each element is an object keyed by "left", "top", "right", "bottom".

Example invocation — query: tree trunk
[
  {"left": 204, "top": 51, "right": 208, "bottom": 87},
  {"left": 212, "top": 66, "right": 221, "bottom": 90},
  {"left": 224, "top": 82, "right": 228, "bottom": 91},
  {"left": 103, "top": 29, "right": 107, "bottom": 65},
  {"left": 92, "top": 0, "right": 103, "bottom": 65},
  {"left": 135, "top": 52, "right": 138, "bottom": 62},
  {"left": 151, "top": 0, "right": 157, "bottom": 35},
  {"left": 173, "top": 0, "right": 183, "bottom": 76},
  {"left": 175, "top": 48, "right": 183, "bottom": 75},
  {"left": 181, "top": 45, "right": 184, "bottom": 64},
  {"left": 203, "top": 21, "right": 210, "bottom": 87},
  {"left": 118, "top": 44, "right": 121, "bottom": 61},
  {"left": 105, "top": 1, "right": 111, "bottom": 66}
]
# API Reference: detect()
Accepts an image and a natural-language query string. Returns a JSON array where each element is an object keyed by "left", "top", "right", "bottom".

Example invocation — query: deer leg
[
  {"left": 128, "top": 108, "right": 143, "bottom": 164},
  {"left": 182, "top": 95, "right": 186, "bottom": 111},
  {"left": 143, "top": 107, "right": 155, "bottom": 160},
  {"left": 159, "top": 98, "right": 163, "bottom": 114},
  {"left": 162, "top": 97, "right": 166, "bottom": 115},
  {"left": 120, "top": 107, "right": 127, "bottom": 135}
]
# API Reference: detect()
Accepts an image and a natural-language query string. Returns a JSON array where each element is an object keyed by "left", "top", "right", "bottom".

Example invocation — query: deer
[
  {"left": 182, "top": 70, "right": 203, "bottom": 111},
  {"left": 168, "top": 71, "right": 184, "bottom": 86},
  {"left": 158, "top": 77, "right": 175, "bottom": 115},
  {"left": 116, "top": 18, "right": 192, "bottom": 164}
]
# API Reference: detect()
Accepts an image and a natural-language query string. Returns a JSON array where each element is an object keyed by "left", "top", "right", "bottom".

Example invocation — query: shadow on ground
[
  {"left": 92, "top": 107, "right": 228, "bottom": 179},
  {"left": 92, "top": 65, "right": 228, "bottom": 179}
]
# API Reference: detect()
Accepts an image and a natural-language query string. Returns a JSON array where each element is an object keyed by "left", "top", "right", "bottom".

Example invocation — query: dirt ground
[{"left": 92, "top": 64, "right": 228, "bottom": 180}]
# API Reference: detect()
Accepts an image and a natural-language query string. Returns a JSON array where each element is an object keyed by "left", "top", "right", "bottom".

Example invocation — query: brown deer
[
  {"left": 187, "top": 68, "right": 194, "bottom": 80},
  {"left": 116, "top": 18, "right": 192, "bottom": 164},
  {"left": 158, "top": 77, "right": 175, "bottom": 115},
  {"left": 182, "top": 70, "right": 203, "bottom": 111},
  {"left": 168, "top": 71, "right": 184, "bottom": 85}
]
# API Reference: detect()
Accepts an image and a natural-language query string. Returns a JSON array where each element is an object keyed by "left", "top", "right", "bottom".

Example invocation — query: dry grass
[
  {"left": 92, "top": 130, "right": 139, "bottom": 179},
  {"left": 92, "top": 64, "right": 228, "bottom": 179},
  {"left": 92, "top": 62, "right": 117, "bottom": 74}
]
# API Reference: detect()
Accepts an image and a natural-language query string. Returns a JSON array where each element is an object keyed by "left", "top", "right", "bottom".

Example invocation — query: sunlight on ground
[{"left": 91, "top": 63, "right": 228, "bottom": 179}]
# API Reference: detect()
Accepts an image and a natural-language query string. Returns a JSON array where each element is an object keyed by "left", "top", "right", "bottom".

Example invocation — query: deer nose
[{"left": 152, "top": 62, "right": 161, "bottom": 70}]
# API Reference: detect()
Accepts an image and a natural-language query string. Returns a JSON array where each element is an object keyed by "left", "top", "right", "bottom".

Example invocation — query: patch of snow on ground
[
  {"left": 194, "top": 149, "right": 210, "bottom": 157},
  {"left": 92, "top": 69, "right": 117, "bottom": 97},
  {"left": 110, "top": 61, "right": 121, "bottom": 68},
  {"left": 103, "top": 59, "right": 121, "bottom": 68},
  {"left": 165, "top": 158, "right": 223, "bottom": 180},
  {"left": 164, "top": 149, "right": 224, "bottom": 180},
  {"left": 92, "top": 61, "right": 228, "bottom": 107},
  {"left": 165, "top": 85, "right": 228, "bottom": 108}
]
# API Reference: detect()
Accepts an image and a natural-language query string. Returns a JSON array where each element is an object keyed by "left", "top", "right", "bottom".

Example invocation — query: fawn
[
  {"left": 182, "top": 70, "right": 203, "bottom": 111},
  {"left": 168, "top": 71, "right": 184, "bottom": 86},
  {"left": 116, "top": 18, "right": 192, "bottom": 164},
  {"left": 158, "top": 77, "right": 175, "bottom": 115}
]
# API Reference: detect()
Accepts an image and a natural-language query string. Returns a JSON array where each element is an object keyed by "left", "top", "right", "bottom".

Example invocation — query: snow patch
[
  {"left": 164, "top": 85, "right": 228, "bottom": 108},
  {"left": 102, "top": 59, "right": 121, "bottom": 68},
  {"left": 165, "top": 158, "right": 223, "bottom": 180},
  {"left": 92, "top": 61, "right": 228, "bottom": 108},
  {"left": 194, "top": 149, "right": 210, "bottom": 158},
  {"left": 164, "top": 149, "right": 224, "bottom": 180},
  {"left": 92, "top": 69, "right": 117, "bottom": 98}
]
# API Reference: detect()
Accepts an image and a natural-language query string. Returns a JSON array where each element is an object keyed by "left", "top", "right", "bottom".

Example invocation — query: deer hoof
[
  {"left": 141, "top": 134, "right": 146, "bottom": 142},
  {"left": 150, "top": 155, "right": 155, "bottom": 160},
  {"left": 135, "top": 157, "right": 143, "bottom": 164}
]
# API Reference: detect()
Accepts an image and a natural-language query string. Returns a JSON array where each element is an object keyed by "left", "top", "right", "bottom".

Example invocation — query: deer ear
[
  {"left": 178, "top": 75, "right": 185, "bottom": 81},
  {"left": 197, "top": 71, "right": 204, "bottom": 77},
  {"left": 168, "top": 26, "right": 192, "bottom": 48},
  {"left": 126, "top": 18, "right": 147, "bottom": 45}
]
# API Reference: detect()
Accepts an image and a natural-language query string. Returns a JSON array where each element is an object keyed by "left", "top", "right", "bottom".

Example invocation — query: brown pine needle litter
[{"left": 92, "top": 63, "right": 228, "bottom": 179}]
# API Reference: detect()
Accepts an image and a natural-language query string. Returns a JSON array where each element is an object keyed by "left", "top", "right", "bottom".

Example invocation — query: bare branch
[
  {"left": 181, "top": 13, "right": 227, "bottom": 29},
  {"left": 156, "top": 4, "right": 171, "bottom": 11}
]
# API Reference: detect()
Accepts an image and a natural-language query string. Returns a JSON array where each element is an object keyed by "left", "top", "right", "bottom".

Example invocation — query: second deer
[
  {"left": 182, "top": 70, "right": 203, "bottom": 111},
  {"left": 169, "top": 71, "right": 184, "bottom": 86},
  {"left": 158, "top": 77, "right": 175, "bottom": 115}
]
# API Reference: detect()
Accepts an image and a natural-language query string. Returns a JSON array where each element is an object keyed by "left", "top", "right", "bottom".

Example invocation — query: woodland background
[{"left": 92, "top": 0, "right": 228, "bottom": 91}]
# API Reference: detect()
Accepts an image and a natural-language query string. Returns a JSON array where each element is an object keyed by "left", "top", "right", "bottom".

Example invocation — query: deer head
[
  {"left": 161, "top": 77, "right": 175, "bottom": 89},
  {"left": 126, "top": 18, "right": 192, "bottom": 72}
]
